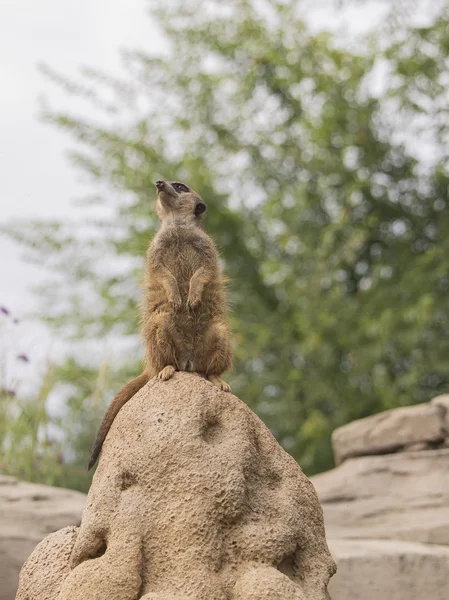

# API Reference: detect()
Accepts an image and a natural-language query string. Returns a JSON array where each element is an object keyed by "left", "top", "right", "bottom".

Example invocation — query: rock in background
[
  {"left": 312, "top": 394, "right": 449, "bottom": 600},
  {"left": 0, "top": 475, "right": 85, "bottom": 600}
]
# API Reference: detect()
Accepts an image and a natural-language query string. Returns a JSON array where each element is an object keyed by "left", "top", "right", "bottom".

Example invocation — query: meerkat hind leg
[
  {"left": 208, "top": 374, "right": 231, "bottom": 392},
  {"left": 157, "top": 365, "right": 176, "bottom": 381}
]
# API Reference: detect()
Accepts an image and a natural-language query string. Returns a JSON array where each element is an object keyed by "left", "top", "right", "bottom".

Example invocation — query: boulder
[
  {"left": 312, "top": 448, "right": 449, "bottom": 544},
  {"left": 0, "top": 474, "right": 85, "bottom": 600},
  {"left": 431, "top": 394, "right": 449, "bottom": 428},
  {"left": 331, "top": 402, "right": 447, "bottom": 465},
  {"left": 312, "top": 398, "right": 449, "bottom": 600},
  {"left": 328, "top": 539, "right": 449, "bottom": 600},
  {"left": 17, "top": 373, "right": 335, "bottom": 600}
]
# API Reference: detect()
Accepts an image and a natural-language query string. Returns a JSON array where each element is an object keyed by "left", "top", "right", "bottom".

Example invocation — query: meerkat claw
[
  {"left": 187, "top": 296, "right": 201, "bottom": 310},
  {"left": 170, "top": 296, "right": 182, "bottom": 311},
  {"left": 157, "top": 365, "right": 176, "bottom": 381},
  {"left": 208, "top": 375, "right": 231, "bottom": 392}
]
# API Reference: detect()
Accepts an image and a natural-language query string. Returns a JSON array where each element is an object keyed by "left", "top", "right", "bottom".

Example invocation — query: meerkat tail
[{"left": 88, "top": 372, "right": 150, "bottom": 471}]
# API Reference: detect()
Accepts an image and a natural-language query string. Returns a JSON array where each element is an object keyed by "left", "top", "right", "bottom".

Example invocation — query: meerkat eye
[{"left": 173, "top": 182, "right": 189, "bottom": 193}]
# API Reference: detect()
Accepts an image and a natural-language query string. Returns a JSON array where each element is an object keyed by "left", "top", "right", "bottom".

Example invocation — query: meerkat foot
[
  {"left": 208, "top": 374, "right": 231, "bottom": 392},
  {"left": 157, "top": 365, "right": 176, "bottom": 381}
]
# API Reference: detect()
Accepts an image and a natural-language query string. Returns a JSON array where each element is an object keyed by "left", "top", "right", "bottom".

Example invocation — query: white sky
[
  {"left": 0, "top": 0, "right": 159, "bottom": 306},
  {"left": 0, "top": 0, "right": 396, "bottom": 391},
  {"left": 0, "top": 0, "right": 160, "bottom": 391}
]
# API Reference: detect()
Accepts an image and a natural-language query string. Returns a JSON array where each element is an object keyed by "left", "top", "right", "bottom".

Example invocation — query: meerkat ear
[{"left": 194, "top": 201, "right": 206, "bottom": 216}]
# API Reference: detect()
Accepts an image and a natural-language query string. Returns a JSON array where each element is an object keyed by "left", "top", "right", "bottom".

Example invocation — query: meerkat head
[{"left": 155, "top": 180, "right": 206, "bottom": 224}]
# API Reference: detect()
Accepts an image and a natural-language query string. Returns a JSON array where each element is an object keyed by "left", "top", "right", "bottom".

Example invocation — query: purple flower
[
  {"left": 1, "top": 306, "right": 9, "bottom": 315},
  {"left": 17, "top": 354, "right": 30, "bottom": 363}
]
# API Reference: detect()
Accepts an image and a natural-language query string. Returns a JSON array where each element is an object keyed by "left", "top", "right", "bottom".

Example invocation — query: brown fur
[{"left": 88, "top": 180, "right": 232, "bottom": 470}]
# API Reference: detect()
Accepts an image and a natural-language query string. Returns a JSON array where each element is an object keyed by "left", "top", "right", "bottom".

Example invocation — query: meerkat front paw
[
  {"left": 187, "top": 294, "right": 201, "bottom": 310},
  {"left": 169, "top": 295, "right": 182, "bottom": 311}
]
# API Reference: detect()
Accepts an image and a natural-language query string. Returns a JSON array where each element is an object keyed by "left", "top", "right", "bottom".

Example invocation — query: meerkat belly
[
  {"left": 172, "top": 305, "right": 211, "bottom": 372},
  {"left": 164, "top": 249, "right": 204, "bottom": 299},
  {"left": 148, "top": 228, "right": 219, "bottom": 372}
]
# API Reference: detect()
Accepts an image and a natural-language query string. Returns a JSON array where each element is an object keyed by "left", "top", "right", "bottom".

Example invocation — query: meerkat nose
[{"left": 156, "top": 180, "right": 164, "bottom": 189}]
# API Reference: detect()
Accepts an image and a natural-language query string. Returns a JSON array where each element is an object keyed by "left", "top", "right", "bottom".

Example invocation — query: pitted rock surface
[
  {"left": 16, "top": 373, "right": 335, "bottom": 599},
  {"left": 15, "top": 527, "right": 78, "bottom": 600}
]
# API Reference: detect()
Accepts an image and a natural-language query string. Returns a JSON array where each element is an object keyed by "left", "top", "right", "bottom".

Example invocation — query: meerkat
[{"left": 88, "top": 180, "right": 232, "bottom": 470}]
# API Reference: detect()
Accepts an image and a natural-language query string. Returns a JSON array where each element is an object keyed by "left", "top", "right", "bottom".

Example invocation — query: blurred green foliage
[{"left": 3, "top": 0, "right": 449, "bottom": 489}]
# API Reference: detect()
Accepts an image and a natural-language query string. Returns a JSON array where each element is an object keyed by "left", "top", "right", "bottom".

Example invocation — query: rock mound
[{"left": 17, "top": 373, "right": 335, "bottom": 600}]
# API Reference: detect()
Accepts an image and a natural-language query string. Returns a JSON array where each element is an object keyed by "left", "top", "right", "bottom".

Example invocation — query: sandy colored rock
[
  {"left": 402, "top": 441, "right": 429, "bottom": 452},
  {"left": 312, "top": 448, "right": 449, "bottom": 544},
  {"left": 232, "top": 567, "right": 306, "bottom": 599},
  {"left": 16, "top": 373, "right": 335, "bottom": 600},
  {"left": 0, "top": 475, "right": 85, "bottom": 600},
  {"left": 312, "top": 398, "right": 449, "bottom": 600},
  {"left": 16, "top": 527, "right": 78, "bottom": 600},
  {"left": 331, "top": 402, "right": 446, "bottom": 465},
  {"left": 432, "top": 394, "right": 449, "bottom": 429},
  {"left": 328, "top": 538, "right": 449, "bottom": 600}
]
